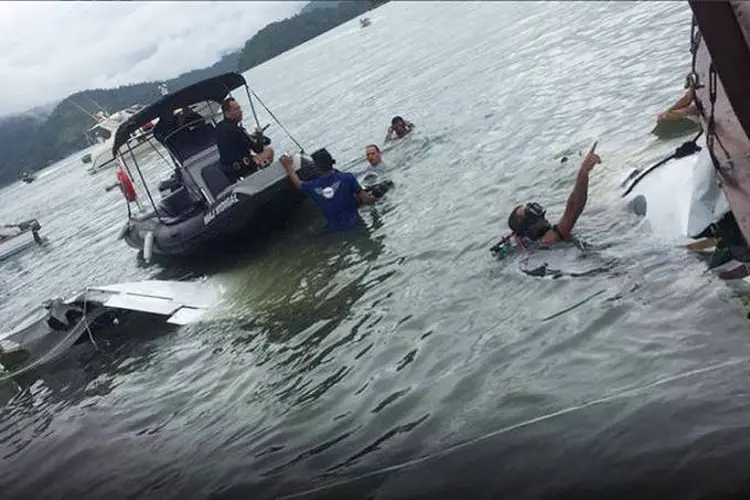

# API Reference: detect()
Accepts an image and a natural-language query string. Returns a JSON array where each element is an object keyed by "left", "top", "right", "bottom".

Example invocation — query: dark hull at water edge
[
  {"left": 120, "top": 166, "right": 395, "bottom": 258},
  {"left": 690, "top": 2, "right": 750, "bottom": 249},
  {"left": 121, "top": 158, "right": 318, "bottom": 258},
  {"left": 108, "top": 72, "right": 329, "bottom": 260},
  {"left": 122, "top": 180, "right": 305, "bottom": 257}
]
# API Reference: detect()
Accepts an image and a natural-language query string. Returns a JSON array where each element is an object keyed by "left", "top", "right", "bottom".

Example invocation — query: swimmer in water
[
  {"left": 361, "top": 144, "right": 394, "bottom": 198},
  {"left": 365, "top": 144, "right": 385, "bottom": 171},
  {"left": 384, "top": 116, "right": 414, "bottom": 142},
  {"left": 507, "top": 142, "right": 601, "bottom": 247}
]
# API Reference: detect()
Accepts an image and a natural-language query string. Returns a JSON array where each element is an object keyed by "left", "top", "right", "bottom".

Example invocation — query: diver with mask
[{"left": 492, "top": 142, "right": 601, "bottom": 258}]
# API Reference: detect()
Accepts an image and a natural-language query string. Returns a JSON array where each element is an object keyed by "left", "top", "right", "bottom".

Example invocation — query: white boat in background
[
  {"left": 84, "top": 105, "right": 156, "bottom": 175},
  {"left": 0, "top": 219, "right": 45, "bottom": 261},
  {"left": 112, "top": 72, "right": 324, "bottom": 260}
]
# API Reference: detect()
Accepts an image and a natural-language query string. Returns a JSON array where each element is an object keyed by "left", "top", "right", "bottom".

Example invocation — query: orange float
[{"left": 115, "top": 165, "right": 137, "bottom": 203}]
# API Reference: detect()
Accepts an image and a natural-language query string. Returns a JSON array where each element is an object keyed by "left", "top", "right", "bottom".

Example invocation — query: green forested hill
[
  {"left": 0, "top": 0, "right": 388, "bottom": 187},
  {"left": 0, "top": 51, "right": 240, "bottom": 183},
  {"left": 237, "top": 0, "right": 387, "bottom": 73}
]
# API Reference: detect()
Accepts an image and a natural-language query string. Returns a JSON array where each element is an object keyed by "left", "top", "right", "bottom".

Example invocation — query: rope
[
  {"left": 249, "top": 89, "right": 306, "bottom": 153},
  {"left": 80, "top": 288, "right": 101, "bottom": 351},
  {"left": 705, "top": 63, "right": 734, "bottom": 178},
  {"left": 706, "top": 62, "right": 718, "bottom": 164},
  {"left": 279, "top": 357, "right": 749, "bottom": 499},
  {"left": 621, "top": 129, "right": 704, "bottom": 198},
  {"left": 688, "top": 15, "right": 701, "bottom": 91},
  {"left": 689, "top": 20, "right": 733, "bottom": 180},
  {"left": 247, "top": 90, "right": 262, "bottom": 130},
  {"left": 0, "top": 292, "right": 104, "bottom": 383}
]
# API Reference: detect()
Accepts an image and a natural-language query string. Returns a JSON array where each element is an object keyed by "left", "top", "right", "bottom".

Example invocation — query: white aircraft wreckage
[{"left": 0, "top": 279, "right": 224, "bottom": 380}]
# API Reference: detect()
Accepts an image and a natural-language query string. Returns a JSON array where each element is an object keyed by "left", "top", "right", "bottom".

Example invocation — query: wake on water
[{"left": 500, "top": 239, "right": 622, "bottom": 280}]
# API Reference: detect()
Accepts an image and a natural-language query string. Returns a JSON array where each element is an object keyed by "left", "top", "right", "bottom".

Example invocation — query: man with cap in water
[
  {"left": 507, "top": 142, "right": 601, "bottom": 246},
  {"left": 281, "top": 149, "right": 377, "bottom": 230}
]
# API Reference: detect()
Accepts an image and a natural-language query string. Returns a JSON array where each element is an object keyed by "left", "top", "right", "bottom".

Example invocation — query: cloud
[{"left": 0, "top": 1, "right": 306, "bottom": 115}]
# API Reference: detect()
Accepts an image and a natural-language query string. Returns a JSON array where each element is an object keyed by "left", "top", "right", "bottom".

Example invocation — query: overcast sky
[{"left": 0, "top": 1, "right": 306, "bottom": 116}]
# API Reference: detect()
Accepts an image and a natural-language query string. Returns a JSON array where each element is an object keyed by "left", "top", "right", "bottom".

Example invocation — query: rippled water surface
[{"left": 3, "top": 2, "right": 750, "bottom": 499}]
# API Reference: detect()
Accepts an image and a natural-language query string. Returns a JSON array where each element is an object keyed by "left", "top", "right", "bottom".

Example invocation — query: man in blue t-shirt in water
[{"left": 280, "top": 148, "right": 376, "bottom": 230}]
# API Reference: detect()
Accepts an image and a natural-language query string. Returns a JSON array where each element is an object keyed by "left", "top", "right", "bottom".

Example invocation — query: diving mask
[{"left": 516, "top": 202, "right": 551, "bottom": 241}]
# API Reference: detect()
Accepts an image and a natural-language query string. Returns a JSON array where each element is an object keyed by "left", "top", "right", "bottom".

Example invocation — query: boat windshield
[{"left": 153, "top": 104, "right": 221, "bottom": 163}]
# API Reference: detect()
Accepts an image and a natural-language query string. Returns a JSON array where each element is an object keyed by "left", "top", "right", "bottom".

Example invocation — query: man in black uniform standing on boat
[{"left": 216, "top": 97, "right": 275, "bottom": 182}]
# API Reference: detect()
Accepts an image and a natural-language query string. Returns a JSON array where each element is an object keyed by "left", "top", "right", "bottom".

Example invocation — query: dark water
[{"left": 2, "top": 2, "right": 750, "bottom": 499}]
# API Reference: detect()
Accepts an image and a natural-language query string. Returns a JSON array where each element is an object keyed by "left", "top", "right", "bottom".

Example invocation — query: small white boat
[
  {"left": 0, "top": 219, "right": 45, "bottom": 261},
  {"left": 84, "top": 106, "right": 155, "bottom": 175},
  {"left": 0, "top": 279, "right": 223, "bottom": 379},
  {"left": 360, "top": 17, "right": 371, "bottom": 28}
]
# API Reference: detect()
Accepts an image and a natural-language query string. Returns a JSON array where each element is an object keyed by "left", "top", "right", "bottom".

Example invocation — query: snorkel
[{"left": 490, "top": 233, "right": 526, "bottom": 259}]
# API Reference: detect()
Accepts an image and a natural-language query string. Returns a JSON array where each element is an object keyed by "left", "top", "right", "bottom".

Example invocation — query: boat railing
[
  {"left": 160, "top": 118, "right": 217, "bottom": 163},
  {"left": 117, "top": 117, "right": 218, "bottom": 223}
]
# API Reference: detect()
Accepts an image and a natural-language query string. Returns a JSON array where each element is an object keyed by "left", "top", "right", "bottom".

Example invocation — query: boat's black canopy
[{"left": 112, "top": 72, "right": 246, "bottom": 156}]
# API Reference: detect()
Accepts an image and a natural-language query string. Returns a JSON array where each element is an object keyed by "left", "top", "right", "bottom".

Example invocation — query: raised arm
[
  {"left": 280, "top": 154, "right": 302, "bottom": 188},
  {"left": 552, "top": 143, "right": 600, "bottom": 241},
  {"left": 384, "top": 127, "right": 394, "bottom": 143}
]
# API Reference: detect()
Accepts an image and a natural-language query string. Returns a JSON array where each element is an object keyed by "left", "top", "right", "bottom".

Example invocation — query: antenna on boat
[
  {"left": 68, "top": 99, "right": 101, "bottom": 124},
  {"left": 84, "top": 94, "right": 109, "bottom": 116}
]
